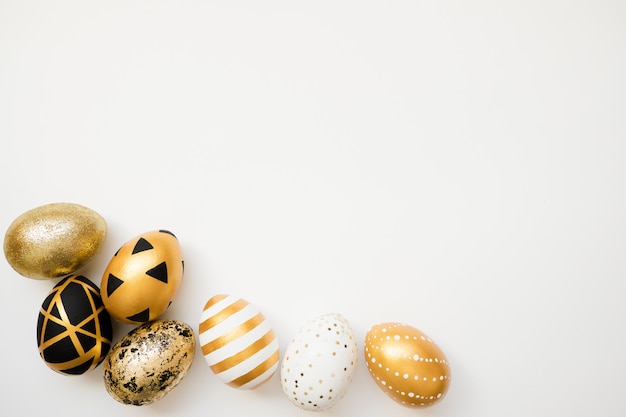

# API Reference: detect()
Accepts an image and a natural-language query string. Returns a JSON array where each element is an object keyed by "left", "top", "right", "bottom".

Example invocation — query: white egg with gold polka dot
[
  {"left": 280, "top": 313, "right": 358, "bottom": 411},
  {"left": 364, "top": 322, "right": 451, "bottom": 408},
  {"left": 199, "top": 294, "right": 280, "bottom": 389}
]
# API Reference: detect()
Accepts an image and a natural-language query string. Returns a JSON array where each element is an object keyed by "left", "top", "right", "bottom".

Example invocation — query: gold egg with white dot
[{"left": 364, "top": 322, "right": 451, "bottom": 408}]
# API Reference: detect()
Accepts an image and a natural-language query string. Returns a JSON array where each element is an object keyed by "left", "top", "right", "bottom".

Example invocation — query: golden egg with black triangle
[
  {"left": 100, "top": 230, "right": 184, "bottom": 324},
  {"left": 36, "top": 274, "right": 113, "bottom": 375}
]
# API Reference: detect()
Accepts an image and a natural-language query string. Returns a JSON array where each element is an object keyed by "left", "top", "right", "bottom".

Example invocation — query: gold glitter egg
[
  {"left": 100, "top": 230, "right": 184, "bottom": 324},
  {"left": 103, "top": 319, "right": 195, "bottom": 406},
  {"left": 3, "top": 202, "right": 107, "bottom": 280},
  {"left": 364, "top": 322, "right": 451, "bottom": 408}
]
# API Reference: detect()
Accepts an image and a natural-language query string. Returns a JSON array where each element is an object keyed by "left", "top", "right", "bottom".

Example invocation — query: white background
[{"left": 1, "top": 1, "right": 625, "bottom": 416}]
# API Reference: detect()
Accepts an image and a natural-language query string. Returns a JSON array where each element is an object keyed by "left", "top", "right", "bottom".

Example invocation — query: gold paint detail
[
  {"left": 209, "top": 329, "right": 277, "bottom": 374},
  {"left": 199, "top": 298, "right": 249, "bottom": 334},
  {"left": 226, "top": 349, "right": 280, "bottom": 388},
  {"left": 201, "top": 313, "right": 265, "bottom": 355},
  {"left": 204, "top": 294, "right": 228, "bottom": 310}
]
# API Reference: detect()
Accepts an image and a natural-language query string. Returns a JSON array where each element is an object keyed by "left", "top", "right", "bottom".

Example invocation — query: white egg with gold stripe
[{"left": 199, "top": 294, "right": 280, "bottom": 389}]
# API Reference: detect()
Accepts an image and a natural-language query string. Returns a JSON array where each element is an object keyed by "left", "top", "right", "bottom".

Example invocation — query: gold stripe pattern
[
  {"left": 37, "top": 275, "right": 112, "bottom": 375},
  {"left": 199, "top": 298, "right": 249, "bottom": 335},
  {"left": 209, "top": 329, "right": 277, "bottom": 374},
  {"left": 199, "top": 294, "right": 280, "bottom": 389},
  {"left": 227, "top": 349, "right": 280, "bottom": 388},
  {"left": 201, "top": 313, "right": 264, "bottom": 355}
]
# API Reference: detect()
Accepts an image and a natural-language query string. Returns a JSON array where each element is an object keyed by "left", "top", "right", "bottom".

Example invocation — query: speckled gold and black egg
[
  {"left": 103, "top": 319, "right": 195, "bottom": 406},
  {"left": 36, "top": 275, "right": 113, "bottom": 375}
]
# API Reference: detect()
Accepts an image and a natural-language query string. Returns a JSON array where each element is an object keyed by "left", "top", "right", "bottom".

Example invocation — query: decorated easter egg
[
  {"left": 364, "top": 322, "right": 451, "bottom": 408},
  {"left": 199, "top": 294, "right": 280, "bottom": 389},
  {"left": 103, "top": 319, "right": 195, "bottom": 406},
  {"left": 280, "top": 313, "right": 357, "bottom": 411},
  {"left": 36, "top": 275, "right": 113, "bottom": 375},
  {"left": 4, "top": 202, "right": 107, "bottom": 279},
  {"left": 100, "top": 230, "right": 184, "bottom": 324}
]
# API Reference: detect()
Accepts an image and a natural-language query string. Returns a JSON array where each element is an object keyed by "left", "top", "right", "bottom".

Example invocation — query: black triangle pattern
[
  {"left": 127, "top": 308, "right": 150, "bottom": 323},
  {"left": 132, "top": 237, "right": 154, "bottom": 254},
  {"left": 146, "top": 261, "right": 168, "bottom": 283},
  {"left": 106, "top": 274, "right": 124, "bottom": 297},
  {"left": 36, "top": 313, "right": 44, "bottom": 342},
  {"left": 43, "top": 336, "right": 77, "bottom": 363},
  {"left": 82, "top": 318, "right": 97, "bottom": 335},
  {"left": 50, "top": 304, "right": 61, "bottom": 319},
  {"left": 76, "top": 332, "right": 97, "bottom": 352},
  {"left": 43, "top": 319, "right": 67, "bottom": 341}
]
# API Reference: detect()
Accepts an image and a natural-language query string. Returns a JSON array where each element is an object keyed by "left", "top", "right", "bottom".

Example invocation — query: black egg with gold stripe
[{"left": 36, "top": 275, "right": 113, "bottom": 375}]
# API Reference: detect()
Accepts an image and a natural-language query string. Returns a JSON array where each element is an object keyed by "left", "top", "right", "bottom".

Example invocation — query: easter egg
[
  {"left": 4, "top": 202, "right": 107, "bottom": 279},
  {"left": 199, "top": 294, "right": 280, "bottom": 389},
  {"left": 100, "top": 230, "right": 184, "bottom": 324},
  {"left": 364, "top": 322, "right": 451, "bottom": 408},
  {"left": 280, "top": 313, "right": 357, "bottom": 411},
  {"left": 36, "top": 275, "right": 113, "bottom": 375},
  {"left": 103, "top": 319, "right": 196, "bottom": 406}
]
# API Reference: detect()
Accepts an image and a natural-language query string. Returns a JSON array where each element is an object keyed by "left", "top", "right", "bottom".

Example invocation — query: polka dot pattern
[
  {"left": 364, "top": 322, "right": 451, "bottom": 408},
  {"left": 280, "top": 313, "right": 358, "bottom": 411}
]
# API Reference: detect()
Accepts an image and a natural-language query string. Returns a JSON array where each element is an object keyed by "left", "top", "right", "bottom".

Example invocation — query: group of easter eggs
[{"left": 3, "top": 202, "right": 451, "bottom": 410}]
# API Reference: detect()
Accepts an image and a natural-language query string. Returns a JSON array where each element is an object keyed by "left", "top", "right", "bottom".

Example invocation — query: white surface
[{"left": 1, "top": 1, "right": 625, "bottom": 416}]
